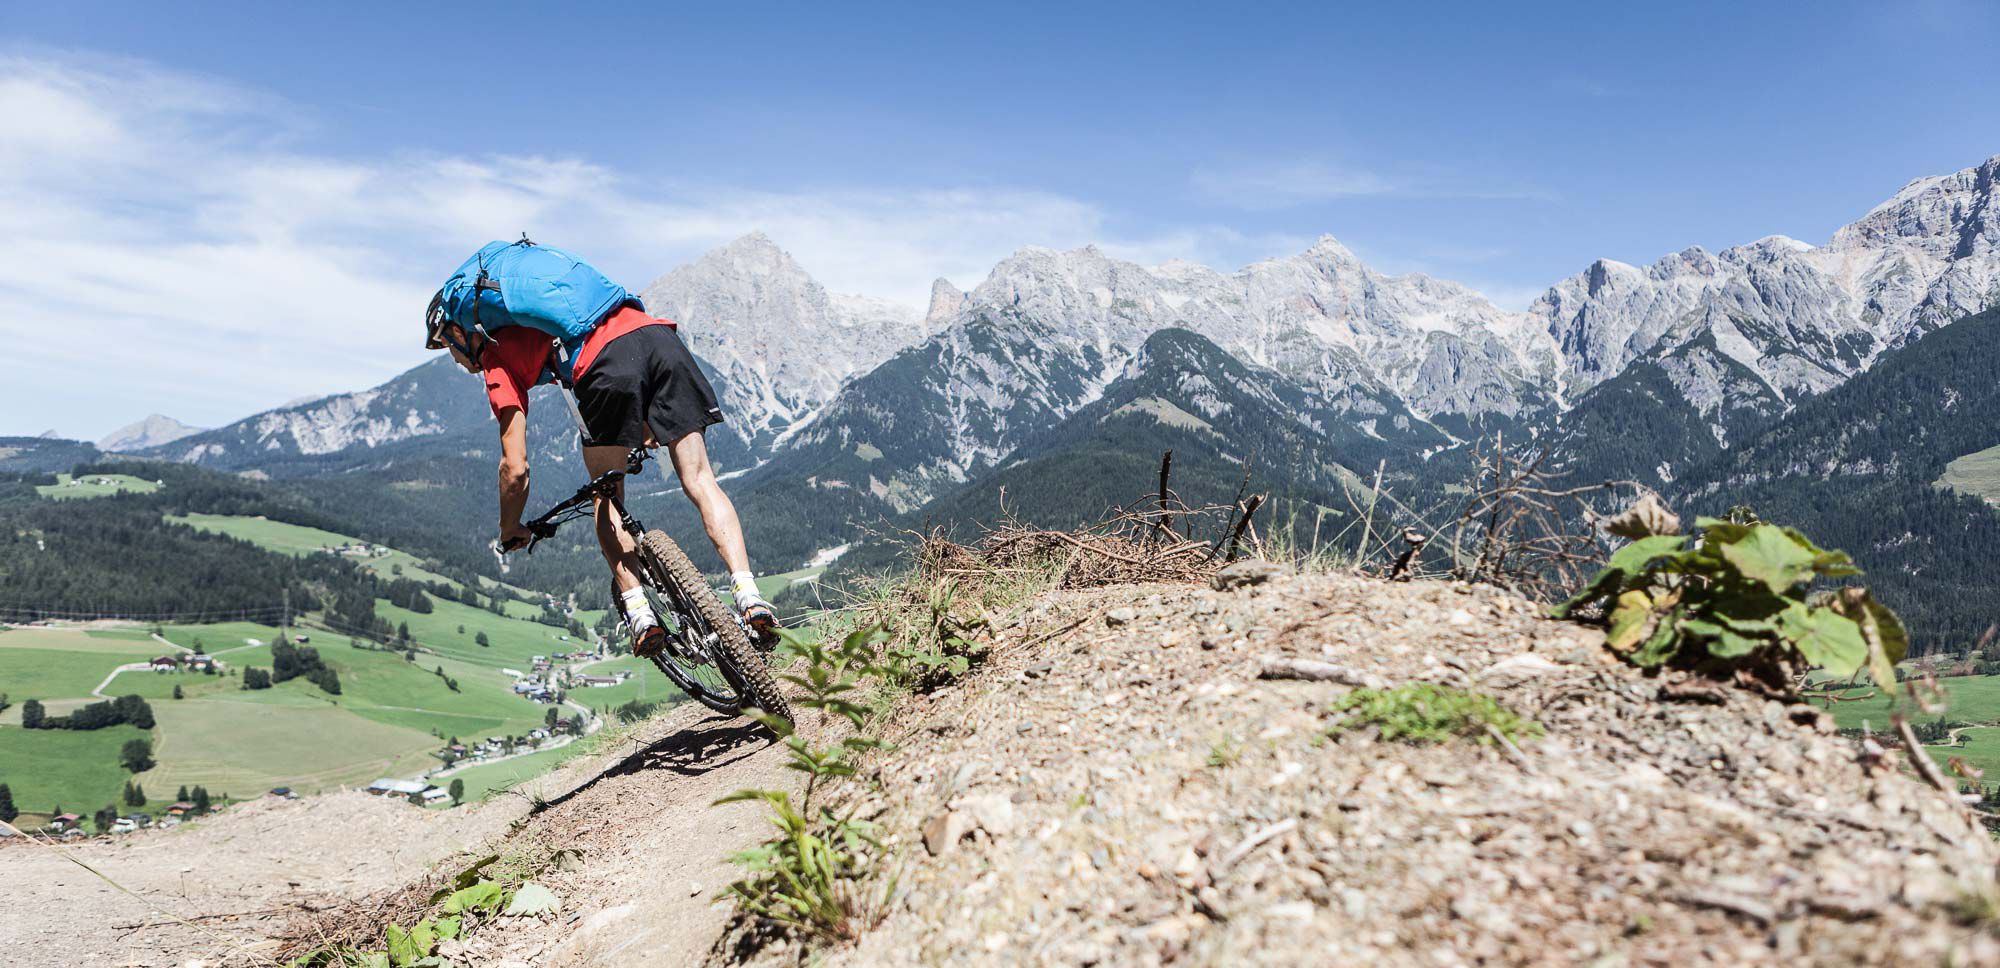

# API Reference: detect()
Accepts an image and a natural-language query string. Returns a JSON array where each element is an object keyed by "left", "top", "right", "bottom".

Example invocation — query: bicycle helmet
[{"left": 424, "top": 289, "right": 488, "bottom": 367}]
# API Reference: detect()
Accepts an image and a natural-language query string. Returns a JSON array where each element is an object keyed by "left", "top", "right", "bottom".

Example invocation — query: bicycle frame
[{"left": 492, "top": 447, "right": 654, "bottom": 567}]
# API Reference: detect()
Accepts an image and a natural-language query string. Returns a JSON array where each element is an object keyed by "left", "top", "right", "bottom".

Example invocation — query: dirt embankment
[
  {"left": 22, "top": 570, "right": 1998, "bottom": 967},
  {"left": 816, "top": 571, "right": 2000, "bottom": 966}
]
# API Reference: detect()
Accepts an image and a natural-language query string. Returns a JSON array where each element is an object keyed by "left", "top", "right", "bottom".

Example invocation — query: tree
[
  {"left": 20, "top": 699, "right": 44, "bottom": 730},
  {"left": 176, "top": 784, "right": 189, "bottom": 802},
  {"left": 120, "top": 738, "right": 155, "bottom": 773},
  {"left": 397, "top": 622, "right": 411, "bottom": 644},
  {"left": 172, "top": 684, "right": 184, "bottom": 700},
  {"left": 192, "top": 638, "right": 205, "bottom": 655},
  {"left": 123, "top": 780, "right": 146, "bottom": 807},
  {"left": 457, "top": 624, "right": 465, "bottom": 634},
  {"left": 191, "top": 786, "right": 211, "bottom": 814},
  {"left": 407, "top": 790, "right": 425, "bottom": 806},
  {"left": 93, "top": 805, "right": 116, "bottom": 834},
  {"left": 545, "top": 707, "right": 560, "bottom": 729},
  {"left": 475, "top": 631, "right": 490, "bottom": 647},
  {"left": 0, "top": 783, "right": 15, "bottom": 823},
  {"left": 243, "top": 667, "right": 272, "bottom": 690},
  {"left": 449, "top": 778, "right": 464, "bottom": 805},
  {"left": 113, "top": 694, "right": 154, "bottom": 729}
]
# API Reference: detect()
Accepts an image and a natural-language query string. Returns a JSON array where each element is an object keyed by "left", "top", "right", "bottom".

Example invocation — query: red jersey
[{"left": 481, "top": 307, "right": 673, "bottom": 417}]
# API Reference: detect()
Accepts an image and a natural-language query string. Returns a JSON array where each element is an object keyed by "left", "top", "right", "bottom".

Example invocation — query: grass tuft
[{"left": 1326, "top": 683, "right": 1542, "bottom": 746}]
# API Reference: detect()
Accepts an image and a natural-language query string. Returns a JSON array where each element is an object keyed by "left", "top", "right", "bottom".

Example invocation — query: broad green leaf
[
  {"left": 1631, "top": 610, "right": 1683, "bottom": 667},
  {"left": 429, "top": 853, "right": 500, "bottom": 904},
  {"left": 431, "top": 916, "right": 460, "bottom": 941},
  {"left": 441, "top": 881, "right": 504, "bottom": 915},
  {"left": 1606, "top": 590, "right": 1656, "bottom": 652},
  {"left": 1718, "top": 524, "right": 1818, "bottom": 591},
  {"left": 1703, "top": 622, "right": 1768, "bottom": 658},
  {"left": 504, "top": 883, "right": 561, "bottom": 917},
  {"left": 385, "top": 921, "right": 433, "bottom": 967},
  {"left": 1694, "top": 517, "right": 1754, "bottom": 546},
  {"left": 1793, "top": 609, "right": 1867, "bottom": 677},
  {"left": 1606, "top": 535, "right": 1691, "bottom": 575}
]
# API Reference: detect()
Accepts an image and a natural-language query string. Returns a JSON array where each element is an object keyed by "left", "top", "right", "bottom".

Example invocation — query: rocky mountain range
[{"left": 87, "top": 153, "right": 1999, "bottom": 630}]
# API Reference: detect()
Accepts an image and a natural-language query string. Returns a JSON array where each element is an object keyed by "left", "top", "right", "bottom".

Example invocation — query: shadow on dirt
[{"left": 530, "top": 715, "right": 774, "bottom": 816}]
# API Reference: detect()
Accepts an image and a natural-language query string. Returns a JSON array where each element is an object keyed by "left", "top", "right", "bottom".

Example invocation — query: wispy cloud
[
  {"left": 0, "top": 53, "right": 1309, "bottom": 438},
  {"left": 1192, "top": 158, "right": 1556, "bottom": 209}
]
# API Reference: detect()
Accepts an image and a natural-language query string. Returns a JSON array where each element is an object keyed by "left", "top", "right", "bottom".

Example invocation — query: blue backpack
[{"left": 435, "top": 237, "right": 639, "bottom": 383}]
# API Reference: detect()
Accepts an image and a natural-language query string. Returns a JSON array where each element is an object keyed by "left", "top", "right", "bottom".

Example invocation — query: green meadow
[{"left": 36, "top": 473, "right": 161, "bottom": 500}]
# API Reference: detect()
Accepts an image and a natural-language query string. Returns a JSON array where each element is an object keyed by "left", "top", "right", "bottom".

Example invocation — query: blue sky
[{"left": 5, "top": 0, "right": 1998, "bottom": 438}]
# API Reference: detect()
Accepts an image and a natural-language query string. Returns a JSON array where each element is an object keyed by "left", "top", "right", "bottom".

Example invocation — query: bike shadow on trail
[{"left": 529, "top": 713, "right": 775, "bottom": 817}]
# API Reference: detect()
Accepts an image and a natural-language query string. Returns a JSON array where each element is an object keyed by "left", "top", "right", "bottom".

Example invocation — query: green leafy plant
[
  {"left": 1326, "top": 683, "right": 1542, "bottom": 745},
  {"left": 1554, "top": 512, "right": 1907, "bottom": 692},
  {"left": 288, "top": 854, "right": 553, "bottom": 967},
  {"left": 716, "top": 627, "right": 900, "bottom": 943}
]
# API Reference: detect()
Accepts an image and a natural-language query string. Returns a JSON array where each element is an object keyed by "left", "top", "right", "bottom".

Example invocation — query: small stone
[
  {"left": 1212, "top": 559, "right": 1285, "bottom": 590},
  {"left": 923, "top": 810, "right": 972, "bottom": 856},
  {"left": 1106, "top": 607, "right": 1139, "bottom": 627},
  {"left": 955, "top": 793, "right": 1018, "bottom": 837}
]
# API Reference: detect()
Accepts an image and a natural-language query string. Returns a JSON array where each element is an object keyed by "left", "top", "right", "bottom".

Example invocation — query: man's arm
[{"left": 496, "top": 407, "right": 532, "bottom": 543}]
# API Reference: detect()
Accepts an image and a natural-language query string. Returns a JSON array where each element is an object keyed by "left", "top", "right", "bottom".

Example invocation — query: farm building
[{"left": 365, "top": 778, "right": 428, "bottom": 797}]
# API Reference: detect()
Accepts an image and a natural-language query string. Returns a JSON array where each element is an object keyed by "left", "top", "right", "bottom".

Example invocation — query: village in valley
[{"left": 0, "top": 498, "right": 683, "bottom": 843}]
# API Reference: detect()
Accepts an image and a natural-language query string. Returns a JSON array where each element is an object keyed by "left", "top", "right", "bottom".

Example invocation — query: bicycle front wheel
[{"left": 634, "top": 529, "right": 794, "bottom": 727}]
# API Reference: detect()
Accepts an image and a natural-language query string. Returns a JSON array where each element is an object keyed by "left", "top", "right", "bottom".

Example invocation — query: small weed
[
  {"left": 287, "top": 852, "right": 552, "bottom": 967},
  {"left": 716, "top": 626, "right": 901, "bottom": 944},
  {"left": 1206, "top": 733, "right": 1243, "bottom": 768},
  {"left": 1326, "top": 683, "right": 1542, "bottom": 746}
]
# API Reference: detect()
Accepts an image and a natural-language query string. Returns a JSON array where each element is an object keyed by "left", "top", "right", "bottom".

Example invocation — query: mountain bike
[{"left": 501, "top": 447, "right": 793, "bottom": 726}]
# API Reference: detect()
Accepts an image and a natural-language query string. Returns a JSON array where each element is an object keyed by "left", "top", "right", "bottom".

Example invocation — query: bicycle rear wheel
[{"left": 634, "top": 530, "right": 794, "bottom": 726}]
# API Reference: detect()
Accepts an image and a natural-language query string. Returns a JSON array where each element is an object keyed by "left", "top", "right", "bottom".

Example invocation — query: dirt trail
[
  {"left": 0, "top": 791, "right": 518, "bottom": 966},
  {"left": 0, "top": 701, "right": 797, "bottom": 967}
]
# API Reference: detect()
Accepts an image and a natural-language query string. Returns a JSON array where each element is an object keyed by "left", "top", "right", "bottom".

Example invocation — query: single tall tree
[
  {"left": 120, "top": 738, "right": 155, "bottom": 773},
  {"left": 191, "top": 786, "right": 212, "bottom": 814},
  {"left": 20, "top": 699, "right": 44, "bottom": 730},
  {"left": 0, "top": 783, "right": 17, "bottom": 823},
  {"left": 449, "top": 778, "right": 465, "bottom": 805}
]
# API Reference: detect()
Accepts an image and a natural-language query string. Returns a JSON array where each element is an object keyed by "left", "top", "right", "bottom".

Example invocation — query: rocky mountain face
[
  {"left": 1532, "top": 156, "right": 2000, "bottom": 424},
  {"left": 637, "top": 232, "right": 927, "bottom": 458},
  {"left": 97, "top": 414, "right": 205, "bottom": 452}
]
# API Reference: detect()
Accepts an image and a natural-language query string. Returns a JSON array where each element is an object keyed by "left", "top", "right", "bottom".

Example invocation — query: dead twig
[
  {"left": 1895, "top": 713, "right": 1971, "bottom": 810},
  {"left": 1256, "top": 656, "right": 1389, "bottom": 690}
]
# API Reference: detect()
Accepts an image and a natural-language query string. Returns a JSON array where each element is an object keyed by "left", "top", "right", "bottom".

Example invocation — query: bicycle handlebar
[{"left": 493, "top": 448, "right": 653, "bottom": 568}]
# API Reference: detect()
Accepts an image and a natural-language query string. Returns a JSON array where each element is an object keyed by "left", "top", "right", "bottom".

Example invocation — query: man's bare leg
[
  {"left": 583, "top": 445, "right": 643, "bottom": 595},
  {"left": 664, "top": 431, "right": 752, "bottom": 575}
]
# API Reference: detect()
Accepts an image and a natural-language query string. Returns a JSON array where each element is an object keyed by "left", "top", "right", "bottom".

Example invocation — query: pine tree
[
  {"left": 0, "top": 783, "right": 16, "bottom": 823},
  {"left": 176, "top": 784, "right": 189, "bottom": 802},
  {"left": 123, "top": 780, "right": 145, "bottom": 807},
  {"left": 449, "top": 778, "right": 464, "bottom": 805},
  {"left": 93, "top": 805, "right": 116, "bottom": 834},
  {"left": 20, "top": 699, "right": 43, "bottom": 730},
  {"left": 172, "top": 684, "right": 184, "bottom": 700},
  {"left": 191, "top": 786, "right": 211, "bottom": 814}
]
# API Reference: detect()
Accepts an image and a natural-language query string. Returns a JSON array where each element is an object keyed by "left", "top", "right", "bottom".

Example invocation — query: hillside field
[
  {"left": 35, "top": 473, "right": 161, "bottom": 500},
  {"left": 1940, "top": 443, "right": 2000, "bottom": 506}
]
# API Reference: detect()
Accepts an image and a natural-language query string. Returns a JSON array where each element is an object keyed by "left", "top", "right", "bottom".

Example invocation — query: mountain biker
[{"left": 422, "top": 242, "right": 778, "bottom": 658}]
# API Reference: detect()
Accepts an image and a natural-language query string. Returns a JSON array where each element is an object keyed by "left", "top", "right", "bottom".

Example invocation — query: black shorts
[{"left": 574, "top": 325, "right": 724, "bottom": 448}]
